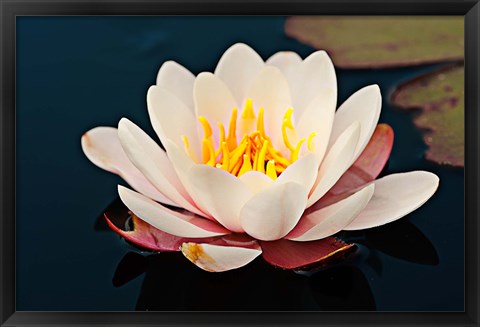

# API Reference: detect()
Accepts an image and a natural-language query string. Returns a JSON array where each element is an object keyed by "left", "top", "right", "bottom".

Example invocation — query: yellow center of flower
[{"left": 182, "top": 99, "right": 317, "bottom": 180}]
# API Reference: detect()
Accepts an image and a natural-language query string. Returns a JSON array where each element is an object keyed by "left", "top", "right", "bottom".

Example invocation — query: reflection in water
[
  {"left": 365, "top": 220, "right": 439, "bottom": 266},
  {"left": 113, "top": 251, "right": 375, "bottom": 311},
  {"left": 102, "top": 197, "right": 439, "bottom": 311},
  {"left": 309, "top": 266, "right": 376, "bottom": 310}
]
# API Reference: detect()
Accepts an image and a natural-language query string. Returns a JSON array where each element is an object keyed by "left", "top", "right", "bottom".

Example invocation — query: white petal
[
  {"left": 147, "top": 86, "right": 201, "bottom": 161},
  {"left": 187, "top": 165, "right": 253, "bottom": 232},
  {"left": 289, "top": 51, "right": 337, "bottom": 119},
  {"left": 239, "top": 171, "right": 274, "bottom": 193},
  {"left": 287, "top": 183, "right": 375, "bottom": 241},
  {"left": 328, "top": 85, "right": 381, "bottom": 163},
  {"left": 181, "top": 243, "right": 262, "bottom": 272},
  {"left": 276, "top": 153, "right": 319, "bottom": 192},
  {"left": 156, "top": 61, "right": 195, "bottom": 111},
  {"left": 239, "top": 182, "right": 308, "bottom": 241},
  {"left": 194, "top": 72, "right": 238, "bottom": 145},
  {"left": 118, "top": 186, "right": 230, "bottom": 238},
  {"left": 214, "top": 43, "right": 265, "bottom": 105},
  {"left": 81, "top": 127, "right": 176, "bottom": 206},
  {"left": 296, "top": 92, "right": 336, "bottom": 163},
  {"left": 266, "top": 51, "right": 302, "bottom": 81},
  {"left": 117, "top": 118, "right": 204, "bottom": 216},
  {"left": 164, "top": 141, "right": 213, "bottom": 219},
  {"left": 307, "top": 121, "right": 360, "bottom": 207},
  {"left": 246, "top": 66, "right": 292, "bottom": 153},
  {"left": 344, "top": 171, "right": 440, "bottom": 230}
]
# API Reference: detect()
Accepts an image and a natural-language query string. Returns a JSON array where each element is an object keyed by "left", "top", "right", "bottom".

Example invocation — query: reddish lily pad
[
  {"left": 285, "top": 16, "right": 464, "bottom": 68},
  {"left": 104, "top": 199, "right": 259, "bottom": 253},
  {"left": 391, "top": 64, "right": 464, "bottom": 167},
  {"left": 105, "top": 211, "right": 217, "bottom": 252},
  {"left": 260, "top": 238, "right": 356, "bottom": 270}
]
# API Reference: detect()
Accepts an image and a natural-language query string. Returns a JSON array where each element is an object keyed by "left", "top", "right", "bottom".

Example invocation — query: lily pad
[
  {"left": 285, "top": 16, "right": 464, "bottom": 68},
  {"left": 104, "top": 205, "right": 217, "bottom": 252},
  {"left": 391, "top": 64, "right": 464, "bottom": 167},
  {"left": 260, "top": 238, "right": 356, "bottom": 270}
]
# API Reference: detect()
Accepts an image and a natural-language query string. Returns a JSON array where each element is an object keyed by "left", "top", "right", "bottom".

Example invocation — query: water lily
[{"left": 82, "top": 43, "right": 439, "bottom": 272}]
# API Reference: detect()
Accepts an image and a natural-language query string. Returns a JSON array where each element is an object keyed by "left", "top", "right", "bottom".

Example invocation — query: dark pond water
[{"left": 16, "top": 16, "right": 464, "bottom": 311}]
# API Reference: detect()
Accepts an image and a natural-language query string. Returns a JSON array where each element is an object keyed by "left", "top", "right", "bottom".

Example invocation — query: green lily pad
[
  {"left": 285, "top": 16, "right": 464, "bottom": 68},
  {"left": 391, "top": 64, "right": 464, "bottom": 167}
]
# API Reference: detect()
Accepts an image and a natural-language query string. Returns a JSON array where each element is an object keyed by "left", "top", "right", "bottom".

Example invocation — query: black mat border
[{"left": 1, "top": 1, "right": 478, "bottom": 326}]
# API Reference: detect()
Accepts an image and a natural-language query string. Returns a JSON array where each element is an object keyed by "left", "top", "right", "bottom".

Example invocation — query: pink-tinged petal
[
  {"left": 181, "top": 242, "right": 262, "bottom": 272},
  {"left": 276, "top": 153, "right": 319, "bottom": 192},
  {"left": 246, "top": 66, "right": 292, "bottom": 154},
  {"left": 296, "top": 93, "right": 336, "bottom": 163},
  {"left": 344, "top": 171, "right": 440, "bottom": 230},
  {"left": 118, "top": 118, "right": 205, "bottom": 216},
  {"left": 287, "top": 183, "right": 375, "bottom": 241},
  {"left": 260, "top": 238, "right": 356, "bottom": 270},
  {"left": 147, "top": 86, "right": 201, "bottom": 161},
  {"left": 187, "top": 165, "right": 253, "bottom": 232},
  {"left": 118, "top": 186, "right": 230, "bottom": 238},
  {"left": 239, "top": 171, "right": 274, "bottom": 193},
  {"left": 194, "top": 72, "right": 238, "bottom": 145},
  {"left": 328, "top": 85, "right": 382, "bottom": 163},
  {"left": 81, "top": 127, "right": 176, "bottom": 206},
  {"left": 266, "top": 51, "right": 302, "bottom": 82},
  {"left": 329, "top": 123, "right": 394, "bottom": 195},
  {"left": 239, "top": 182, "right": 308, "bottom": 241},
  {"left": 214, "top": 43, "right": 265, "bottom": 105},
  {"left": 307, "top": 121, "right": 360, "bottom": 207},
  {"left": 156, "top": 61, "right": 195, "bottom": 111},
  {"left": 290, "top": 51, "right": 337, "bottom": 119},
  {"left": 105, "top": 213, "right": 217, "bottom": 252}
]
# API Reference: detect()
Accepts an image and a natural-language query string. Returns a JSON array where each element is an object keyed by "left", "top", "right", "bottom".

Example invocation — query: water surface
[{"left": 16, "top": 16, "right": 464, "bottom": 311}]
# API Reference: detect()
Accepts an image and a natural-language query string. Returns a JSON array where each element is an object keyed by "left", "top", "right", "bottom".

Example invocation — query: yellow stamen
[
  {"left": 229, "top": 137, "right": 248, "bottom": 170},
  {"left": 266, "top": 160, "right": 277, "bottom": 180},
  {"left": 184, "top": 100, "right": 316, "bottom": 178},
  {"left": 267, "top": 144, "right": 291, "bottom": 167},
  {"left": 245, "top": 140, "right": 252, "bottom": 158},
  {"left": 256, "top": 140, "right": 269, "bottom": 173},
  {"left": 202, "top": 138, "right": 215, "bottom": 166},
  {"left": 218, "top": 122, "right": 226, "bottom": 143},
  {"left": 230, "top": 156, "right": 243, "bottom": 176},
  {"left": 290, "top": 138, "right": 306, "bottom": 163},
  {"left": 241, "top": 98, "right": 255, "bottom": 119},
  {"left": 275, "top": 165, "right": 286, "bottom": 174},
  {"left": 238, "top": 154, "right": 253, "bottom": 177},
  {"left": 220, "top": 141, "right": 230, "bottom": 171},
  {"left": 215, "top": 122, "right": 226, "bottom": 157},
  {"left": 198, "top": 116, "right": 212, "bottom": 138},
  {"left": 227, "top": 107, "right": 238, "bottom": 150},
  {"left": 307, "top": 132, "right": 318, "bottom": 152},
  {"left": 253, "top": 145, "right": 260, "bottom": 172},
  {"left": 256, "top": 107, "right": 266, "bottom": 138},
  {"left": 239, "top": 98, "right": 256, "bottom": 136},
  {"left": 282, "top": 108, "right": 296, "bottom": 152}
]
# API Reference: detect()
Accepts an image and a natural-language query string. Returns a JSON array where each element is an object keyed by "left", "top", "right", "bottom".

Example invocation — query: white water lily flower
[{"left": 82, "top": 43, "right": 439, "bottom": 272}]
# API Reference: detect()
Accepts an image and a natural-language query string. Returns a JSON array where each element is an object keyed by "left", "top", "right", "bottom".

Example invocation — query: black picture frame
[{"left": 1, "top": 0, "right": 478, "bottom": 326}]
